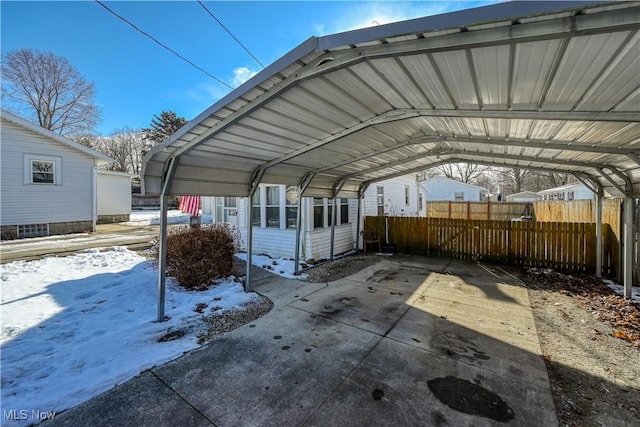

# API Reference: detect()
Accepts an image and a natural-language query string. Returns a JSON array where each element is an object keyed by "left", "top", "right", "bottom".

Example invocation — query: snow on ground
[
  {"left": 235, "top": 252, "right": 307, "bottom": 280},
  {"left": 123, "top": 209, "right": 213, "bottom": 226},
  {"left": 0, "top": 248, "right": 260, "bottom": 426},
  {"left": 603, "top": 279, "right": 640, "bottom": 303}
]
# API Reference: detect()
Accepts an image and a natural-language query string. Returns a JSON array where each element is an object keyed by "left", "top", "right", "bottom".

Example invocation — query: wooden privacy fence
[
  {"left": 364, "top": 216, "right": 616, "bottom": 275},
  {"left": 426, "top": 201, "right": 532, "bottom": 221}
]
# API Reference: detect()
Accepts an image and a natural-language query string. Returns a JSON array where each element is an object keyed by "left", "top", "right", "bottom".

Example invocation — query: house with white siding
[
  {"left": 1, "top": 110, "right": 113, "bottom": 239},
  {"left": 537, "top": 182, "right": 601, "bottom": 201},
  {"left": 505, "top": 191, "right": 542, "bottom": 202},
  {"left": 201, "top": 175, "right": 425, "bottom": 260},
  {"left": 420, "top": 177, "right": 489, "bottom": 201},
  {"left": 362, "top": 175, "right": 426, "bottom": 217}
]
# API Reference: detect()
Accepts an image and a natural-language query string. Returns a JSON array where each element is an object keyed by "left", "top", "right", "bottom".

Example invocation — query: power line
[
  {"left": 95, "top": 0, "right": 234, "bottom": 90},
  {"left": 197, "top": 0, "right": 265, "bottom": 69}
]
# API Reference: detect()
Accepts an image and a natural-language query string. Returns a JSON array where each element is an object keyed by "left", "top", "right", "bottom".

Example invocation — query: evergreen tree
[{"left": 142, "top": 110, "right": 187, "bottom": 144}]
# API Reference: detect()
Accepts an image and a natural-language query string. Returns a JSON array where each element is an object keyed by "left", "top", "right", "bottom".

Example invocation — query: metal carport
[{"left": 143, "top": 1, "right": 640, "bottom": 320}]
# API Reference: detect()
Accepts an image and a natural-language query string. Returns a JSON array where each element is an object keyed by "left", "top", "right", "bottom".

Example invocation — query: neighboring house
[
  {"left": 97, "top": 170, "right": 135, "bottom": 223},
  {"left": 420, "top": 177, "right": 489, "bottom": 201},
  {"left": 363, "top": 175, "right": 426, "bottom": 217},
  {"left": 201, "top": 176, "right": 423, "bottom": 260},
  {"left": 1, "top": 110, "right": 113, "bottom": 239},
  {"left": 506, "top": 191, "right": 542, "bottom": 202},
  {"left": 538, "top": 182, "right": 600, "bottom": 201},
  {"left": 202, "top": 185, "right": 358, "bottom": 260}
]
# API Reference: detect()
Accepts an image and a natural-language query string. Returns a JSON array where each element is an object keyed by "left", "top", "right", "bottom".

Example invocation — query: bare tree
[
  {"left": 1, "top": 48, "right": 101, "bottom": 136},
  {"left": 437, "top": 163, "right": 494, "bottom": 184},
  {"left": 98, "top": 128, "right": 145, "bottom": 174}
]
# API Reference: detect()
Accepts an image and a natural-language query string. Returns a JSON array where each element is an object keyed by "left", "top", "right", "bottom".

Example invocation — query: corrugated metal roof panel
[{"left": 143, "top": 1, "right": 640, "bottom": 200}]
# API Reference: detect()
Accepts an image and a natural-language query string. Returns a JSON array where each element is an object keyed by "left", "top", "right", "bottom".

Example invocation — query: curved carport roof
[
  {"left": 143, "top": 1, "right": 640, "bottom": 200},
  {"left": 144, "top": 1, "right": 639, "bottom": 319}
]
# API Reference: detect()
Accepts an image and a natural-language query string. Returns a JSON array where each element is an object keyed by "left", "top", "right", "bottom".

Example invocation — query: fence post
[
  {"left": 487, "top": 200, "right": 491, "bottom": 220},
  {"left": 448, "top": 201, "right": 452, "bottom": 218},
  {"left": 467, "top": 201, "right": 471, "bottom": 220}
]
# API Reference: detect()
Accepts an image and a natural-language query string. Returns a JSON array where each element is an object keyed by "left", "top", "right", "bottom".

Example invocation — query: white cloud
[{"left": 232, "top": 66, "right": 259, "bottom": 87}]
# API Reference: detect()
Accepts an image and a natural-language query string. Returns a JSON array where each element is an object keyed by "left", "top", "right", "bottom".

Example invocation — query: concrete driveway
[{"left": 47, "top": 256, "right": 557, "bottom": 426}]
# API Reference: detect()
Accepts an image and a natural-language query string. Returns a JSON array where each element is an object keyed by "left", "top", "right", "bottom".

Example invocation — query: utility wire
[
  {"left": 95, "top": 0, "right": 234, "bottom": 90},
  {"left": 197, "top": 0, "right": 265, "bottom": 69}
]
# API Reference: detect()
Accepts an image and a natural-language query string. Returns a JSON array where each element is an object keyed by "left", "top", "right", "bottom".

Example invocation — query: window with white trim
[
  {"left": 24, "top": 154, "right": 61, "bottom": 185},
  {"left": 313, "top": 198, "right": 324, "bottom": 229},
  {"left": 418, "top": 192, "right": 423, "bottom": 211},
  {"left": 339, "top": 198, "right": 349, "bottom": 224},
  {"left": 251, "top": 191, "right": 261, "bottom": 226},
  {"left": 404, "top": 185, "right": 410, "bottom": 205},
  {"left": 265, "top": 186, "right": 280, "bottom": 228},
  {"left": 454, "top": 191, "right": 464, "bottom": 201}
]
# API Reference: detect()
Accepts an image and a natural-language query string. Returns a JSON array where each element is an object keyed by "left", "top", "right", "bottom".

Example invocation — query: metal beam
[
  {"left": 329, "top": 178, "right": 347, "bottom": 260},
  {"left": 574, "top": 172, "right": 605, "bottom": 278},
  {"left": 245, "top": 168, "right": 265, "bottom": 292},
  {"left": 340, "top": 148, "right": 608, "bottom": 181},
  {"left": 600, "top": 166, "right": 633, "bottom": 197},
  {"left": 157, "top": 157, "right": 178, "bottom": 322},
  {"left": 261, "top": 108, "right": 638, "bottom": 171},
  {"left": 623, "top": 197, "right": 634, "bottom": 298},
  {"left": 294, "top": 172, "right": 315, "bottom": 275}
]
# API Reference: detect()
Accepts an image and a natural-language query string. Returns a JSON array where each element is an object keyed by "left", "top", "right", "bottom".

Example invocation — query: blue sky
[{"left": 2, "top": 1, "right": 496, "bottom": 135}]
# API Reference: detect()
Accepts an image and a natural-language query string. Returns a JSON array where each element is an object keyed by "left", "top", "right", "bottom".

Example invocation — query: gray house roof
[
  {"left": 1, "top": 109, "right": 113, "bottom": 165},
  {"left": 143, "top": 1, "right": 640, "bottom": 199}
]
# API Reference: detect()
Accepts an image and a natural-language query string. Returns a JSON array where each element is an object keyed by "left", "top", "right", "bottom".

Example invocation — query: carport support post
[
  {"left": 355, "top": 196, "right": 362, "bottom": 251},
  {"left": 157, "top": 193, "right": 169, "bottom": 322},
  {"left": 294, "top": 173, "right": 314, "bottom": 276},
  {"left": 157, "top": 156, "right": 177, "bottom": 322},
  {"left": 595, "top": 191, "right": 603, "bottom": 278},
  {"left": 329, "top": 197, "right": 337, "bottom": 260},
  {"left": 623, "top": 197, "right": 633, "bottom": 298},
  {"left": 246, "top": 196, "right": 253, "bottom": 292}
]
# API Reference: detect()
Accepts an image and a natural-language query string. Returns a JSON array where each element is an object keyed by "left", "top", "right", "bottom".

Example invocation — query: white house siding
[
  {"left": 538, "top": 183, "right": 597, "bottom": 201},
  {"left": 421, "top": 177, "right": 488, "bottom": 201},
  {"left": 204, "top": 191, "right": 358, "bottom": 260},
  {"left": 1, "top": 120, "right": 96, "bottom": 230},
  {"left": 363, "top": 175, "right": 426, "bottom": 217},
  {"left": 97, "top": 171, "right": 132, "bottom": 223}
]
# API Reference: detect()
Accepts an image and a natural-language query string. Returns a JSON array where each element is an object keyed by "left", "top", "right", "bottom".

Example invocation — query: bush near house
[{"left": 154, "top": 224, "right": 241, "bottom": 290}]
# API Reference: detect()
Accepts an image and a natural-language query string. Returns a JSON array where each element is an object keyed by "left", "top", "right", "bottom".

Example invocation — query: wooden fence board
[{"left": 364, "top": 216, "right": 611, "bottom": 275}]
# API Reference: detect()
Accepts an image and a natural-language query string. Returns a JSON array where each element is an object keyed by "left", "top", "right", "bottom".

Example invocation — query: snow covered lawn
[{"left": 0, "top": 247, "right": 261, "bottom": 426}]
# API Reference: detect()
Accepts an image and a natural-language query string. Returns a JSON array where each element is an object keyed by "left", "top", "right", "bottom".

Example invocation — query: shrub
[{"left": 153, "top": 223, "right": 241, "bottom": 290}]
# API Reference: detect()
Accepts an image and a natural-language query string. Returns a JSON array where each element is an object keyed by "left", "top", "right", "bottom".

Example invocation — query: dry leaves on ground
[{"left": 526, "top": 269, "right": 640, "bottom": 347}]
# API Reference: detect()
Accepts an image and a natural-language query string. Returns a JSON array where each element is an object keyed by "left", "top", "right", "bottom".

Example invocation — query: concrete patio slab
[
  {"left": 44, "top": 256, "right": 557, "bottom": 427},
  {"left": 152, "top": 306, "right": 381, "bottom": 427},
  {"left": 305, "top": 337, "right": 557, "bottom": 427},
  {"left": 47, "top": 371, "right": 211, "bottom": 426}
]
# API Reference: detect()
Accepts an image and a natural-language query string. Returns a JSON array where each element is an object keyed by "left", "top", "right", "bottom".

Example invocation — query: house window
[
  {"left": 285, "top": 186, "right": 298, "bottom": 229},
  {"left": 327, "top": 198, "right": 335, "bottom": 226},
  {"left": 313, "top": 198, "right": 324, "bottom": 228},
  {"left": 454, "top": 191, "right": 464, "bottom": 201},
  {"left": 251, "top": 191, "right": 261, "bottom": 226},
  {"left": 223, "top": 197, "right": 237, "bottom": 222},
  {"left": 418, "top": 192, "right": 423, "bottom": 211},
  {"left": 18, "top": 223, "right": 49, "bottom": 238},
  {"left": 340, "top": 198, "right": 349, "bottom": 224},
  {"left": 265, "top": 186, "right": 280, "bottom": 228},
  {"left": 568, "top": 191, "right": 574, "bottom": 201},
  {"left": 24, "top": 154, "right": 61, "bottom": 185},
  {"left": 404, "top": 185, "right": 410, "bottom": 205},
  {"left": 377, "top": 186, "right": 384, "bottom": 216}
]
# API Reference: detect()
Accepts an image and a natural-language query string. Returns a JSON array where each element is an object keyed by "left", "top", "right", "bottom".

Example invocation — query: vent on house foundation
[{"left": 18, "top": 223, "right": 49, "bottom": 238}]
